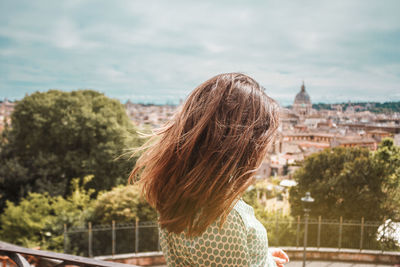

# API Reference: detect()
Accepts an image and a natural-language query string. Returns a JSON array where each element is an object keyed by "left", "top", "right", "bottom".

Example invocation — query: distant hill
[{"left": 312, "top": 101, "right": 400, "bottom": 113}]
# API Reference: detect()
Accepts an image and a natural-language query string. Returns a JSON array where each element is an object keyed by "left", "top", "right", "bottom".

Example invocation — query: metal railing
[
  {"left": 0, "top": 241, "right": 137, "bottom": 267},
  {"left": 264, "top": 216, "right": 399, "bottom": 252},
  {"left": 65, "top": 220, "right": 160, "bottom": 257},
  {"left": 64, "top": 217, "right": 400, "bottom": 257}
]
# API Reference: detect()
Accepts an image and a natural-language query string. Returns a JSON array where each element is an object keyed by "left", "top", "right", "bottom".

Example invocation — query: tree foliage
[
  {"left": 92, "top": 184, "right": 157, "bottom": 224},
  {"left": 0, "top": 176, "right": 96, "bottom": 250},
  {"left": 0, "top": 90, "right": 141, "bottom": 210},
  {"left": 0, "top": 177, "right": 155, "bottom": 251},
  {"left": 374, "top": 138, "right": 400, "bottom": 220},
  {"left": 312, "top": 101, "right": 400, "bottom": 113},
  {"left": 289, "top": 145, "right": 399, "bottom": 221},
  {"left": 288, "top": 142, "right": 400, "bottom": 250}
]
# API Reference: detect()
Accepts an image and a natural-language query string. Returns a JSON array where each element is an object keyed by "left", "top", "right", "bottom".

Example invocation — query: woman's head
[{"left": 130, "top": 73, "right": 279, "bottom": 235}]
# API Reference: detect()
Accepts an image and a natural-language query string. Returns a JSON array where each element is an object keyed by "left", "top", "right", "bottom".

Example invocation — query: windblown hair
[{"left": 129, "top": 73, "right": 280, "bottom": 236}]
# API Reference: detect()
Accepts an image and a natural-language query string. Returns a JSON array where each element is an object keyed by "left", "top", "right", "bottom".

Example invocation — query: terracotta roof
[
  {"left": 284, "top": 132, "right": 335, "bottom": 137},
  {"left": 337, "top": 137, "right": 377, "bottom": 144}
]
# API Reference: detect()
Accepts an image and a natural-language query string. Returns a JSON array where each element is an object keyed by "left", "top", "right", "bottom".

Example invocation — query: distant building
[
  {"left": 394, "top": 134, "right": 400, "bottom": 146},
  {"left": 331, "top": 136, "right": 378, "bottom": 150},
  {"left": 261, "top": 83, "right": 400, "bottom": 179},
  {"left": 292, "top": 82, "right": 312, "bottom": 116},
  {"left": 124, "top": 100, "right": 177, "bottom": 127},
  {"left": 279, "top": 107, "right": 299, "bottom": 130},
  {"left": 0, "top": 98, "right": 15, "bottom": 132}
]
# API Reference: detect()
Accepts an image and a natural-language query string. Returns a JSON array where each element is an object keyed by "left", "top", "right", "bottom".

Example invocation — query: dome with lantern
[
  {"left": 293, "top": 82, "right": 312, "bottom": 116},
  {"left": 294, "top": 82, "right": 311, "bottom": 105}
]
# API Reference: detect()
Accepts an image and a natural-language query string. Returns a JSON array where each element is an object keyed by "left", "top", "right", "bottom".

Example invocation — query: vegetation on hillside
[{"left": 313, "top": 101, "right": 400, "bottom": 113}]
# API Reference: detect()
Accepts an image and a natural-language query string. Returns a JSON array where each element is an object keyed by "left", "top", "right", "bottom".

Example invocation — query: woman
[{"left": 130, "top": 73, "right": 289, "bottom": 267}]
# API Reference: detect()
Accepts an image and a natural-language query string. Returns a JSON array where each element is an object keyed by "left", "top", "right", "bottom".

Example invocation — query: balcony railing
[
  {"left": 63, "top": 217, "right": 399, "bottom": 257},
  {"left": 2, "top": 216, "right": 399, "bottom": 266},
  {"left": 0, "top": 241, "right": 138, "bottom": 267}
]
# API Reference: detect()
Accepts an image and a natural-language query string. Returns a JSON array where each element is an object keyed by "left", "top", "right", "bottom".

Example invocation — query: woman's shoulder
[
  {"left": 233, "top": 199, "right": 255, "bottom": 214},
  {"left": 231, "top": 199, "right": 256, "bottom": 227}
]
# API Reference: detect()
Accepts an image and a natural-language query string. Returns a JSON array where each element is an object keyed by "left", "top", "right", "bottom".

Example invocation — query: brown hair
[{"left": 129, "top": 73, "right": 279, "bottom": 236}]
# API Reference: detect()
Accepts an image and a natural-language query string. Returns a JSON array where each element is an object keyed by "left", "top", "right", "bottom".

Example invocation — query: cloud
[
  {"left": 0, "top": 0, "right": 399, "bottom": 105},
  {"left": 51, "top": 19, "right": 100, "bottom": 49}
]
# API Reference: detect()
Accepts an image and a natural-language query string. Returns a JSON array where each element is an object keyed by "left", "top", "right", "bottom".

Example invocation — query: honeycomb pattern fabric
[{"left": 159, "top": 200, "right": 277, "bottom": 267}]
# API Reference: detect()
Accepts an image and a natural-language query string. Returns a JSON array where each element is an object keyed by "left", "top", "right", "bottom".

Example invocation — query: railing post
[
  {"left": 135, "top": 218, "right": 139, "bottom": 253},
  {"left": 63, "top": 224, "right": 68, "bottom": 254},
  {"left": 88, "top": 222, "right": 93, "bottom": 258},
  {"left": 317, "top": 216, "right": 321, "bottom": 249},
  {"left": 338, "top": 216, "right": 343, "bottom": 250},
  {"left": 157, "top": 227, "right": 161, "bottom": 251},
  {"left": 359, "top": 217, "right": 364, "bottom": 251},
  {"left": 302, "top": 212, "right": 310, "bottom": 267},
  {"left": 275, "top": 211, "right": 279, "bottom": 245},
  {"left": 296, "top": 215, "right": 300, "bottom": 247},
  {"left": 112, "top": 220, "right": 116, "bottom": 256}
]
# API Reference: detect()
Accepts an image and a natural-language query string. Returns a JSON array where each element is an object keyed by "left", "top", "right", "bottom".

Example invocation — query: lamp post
[{"left": 301, "top": 192, "right": 314, "bottom": 267}]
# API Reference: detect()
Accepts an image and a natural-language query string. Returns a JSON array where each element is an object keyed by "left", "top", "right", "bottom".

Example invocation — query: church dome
[{"left": 294, "top": 82, "right": 311, "bottom": 105}]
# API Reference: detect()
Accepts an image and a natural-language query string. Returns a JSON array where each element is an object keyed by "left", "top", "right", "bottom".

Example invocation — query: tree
[
  {"left": 0, "top": 90, "right": 141, "bottom": 210},
  {"left": 91, "top": 185, "right": 157, "bottom": 224},
  {"left": 0, "top": 192, "right": 55, "bottom": 249},
  {"left": 87, "top": 185, "right": 157, "bottom": 255},
  {"left": 289, "top": 147, "right": 388, "bottom": 221},
  {"left": 288, "top": 145, "right": 400, "bottom": 250},
  {"left": 374, "top": 138, "right": 400, "bottom": 220},
  {"left": 0, "top": 176, "right": 96, "bottom": 251},
  {"left": 0, "top": 178, "right": 157, "bottom": 253},
  {"left": 289, "top": 148, "right": 398, "bottom": 247}
]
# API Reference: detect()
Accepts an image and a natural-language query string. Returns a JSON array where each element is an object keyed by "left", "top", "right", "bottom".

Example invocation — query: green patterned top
[{"left": 159, "top": 200, "right": 277, "bottom": 267}]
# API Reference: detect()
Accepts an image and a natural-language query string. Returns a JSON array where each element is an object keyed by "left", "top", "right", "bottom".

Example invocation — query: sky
[{"left": 0, "top": 0, "right": 399, "bottom": 106}]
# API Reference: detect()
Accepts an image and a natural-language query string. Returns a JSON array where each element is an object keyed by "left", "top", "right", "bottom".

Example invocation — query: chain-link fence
[{"left": 64, "top": 217, "right": 400, "bottom": 257}]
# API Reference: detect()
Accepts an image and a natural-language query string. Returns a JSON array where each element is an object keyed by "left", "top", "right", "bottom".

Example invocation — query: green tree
[
  {"left": 374, "top": 138, "right": 400, "bottom": 220},
  {"left": 0, "top": 192, "right": 55, "bottom": 249},
  {"left": 288, "top": 145, "right": 400, "bottom": 250},
  {"left": 91, "top": 184, "right": 157, "bottom": 224},
  {"left": 82, "top": 185, "right": 157, "bottom": 255},
  {"left": 0, "top": 178, "right": 158, "bottom": 253},
  {"left": 0, "top": 90, "right": 141, "bottom": 210},
  {"left": 289, "top": 147, "right": 387, "bottom": 221},
  {"left": 0, "top": 176, "right": 95, "bottom": 251}
]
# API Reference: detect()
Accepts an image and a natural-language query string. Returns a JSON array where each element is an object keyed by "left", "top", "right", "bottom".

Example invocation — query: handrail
[{"left": 0, "top": 241, "right": 139, "bottom": 267}]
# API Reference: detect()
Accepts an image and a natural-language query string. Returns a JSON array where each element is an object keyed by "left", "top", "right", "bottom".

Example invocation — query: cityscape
[
  {"left": 124, "top": 83, "right": 400, "bottom": 180},
  {"left": 1, "top": 0, "right": 400, "bottom": 266},
  {"left": 1, "top": 84, "right": 399, "bottom": 266},
  {"left": 3, "top": 83, "right": 400, "bottom": 175}
]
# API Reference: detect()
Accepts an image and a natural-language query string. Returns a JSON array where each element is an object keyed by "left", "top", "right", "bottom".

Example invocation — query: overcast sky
[{"left": 0, "top": 0, "right": 399, "bottom": 105}]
